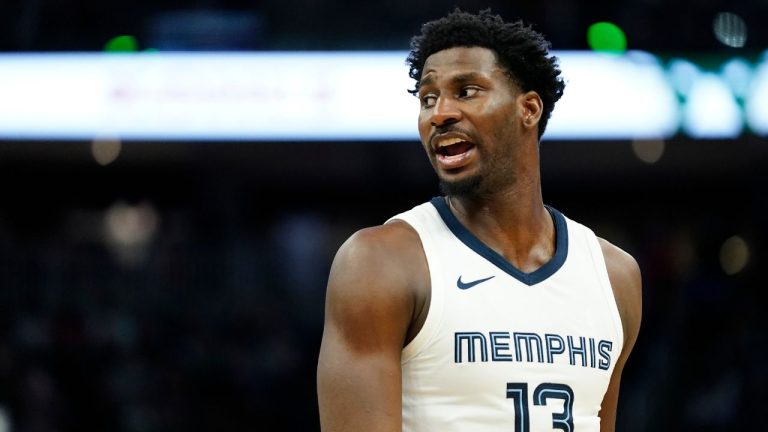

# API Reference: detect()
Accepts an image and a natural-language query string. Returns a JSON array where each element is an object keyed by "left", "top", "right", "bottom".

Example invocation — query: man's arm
[
  {"left": 598, "top": 238, "right": 643, "bottom": 432},
  {"left": 317, "top": 222, "right": 426, "bottom": 432}
]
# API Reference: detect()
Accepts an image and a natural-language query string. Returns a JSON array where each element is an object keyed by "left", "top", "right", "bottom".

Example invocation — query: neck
[
  {"left": 447, "top": 177, "right": 547, "bottom": 236},
  {"left": 446, "top": 170, "right": 554, "bottom": 273}
]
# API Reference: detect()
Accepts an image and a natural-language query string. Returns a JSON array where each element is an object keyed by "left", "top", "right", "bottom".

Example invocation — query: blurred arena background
[{"left": 0, "top": 0, "right": 766, "bottom": 431}]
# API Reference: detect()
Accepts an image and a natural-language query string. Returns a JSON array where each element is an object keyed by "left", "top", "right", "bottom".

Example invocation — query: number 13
[{"left": 506, "top": 382, "right": 574, "bottom": 431}]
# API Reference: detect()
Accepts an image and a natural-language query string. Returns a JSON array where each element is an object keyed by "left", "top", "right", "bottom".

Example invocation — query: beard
[
  {"left": 434, "top": 139, "right": 519, "bottom": 198},
  {"left": 438, "top": 174, "right": 484, "bottom": 197}
]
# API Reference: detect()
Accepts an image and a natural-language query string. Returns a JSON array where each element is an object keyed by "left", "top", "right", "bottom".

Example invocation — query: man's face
[{"left": 417, "top": 46, "right": 524, "bottom": 197}]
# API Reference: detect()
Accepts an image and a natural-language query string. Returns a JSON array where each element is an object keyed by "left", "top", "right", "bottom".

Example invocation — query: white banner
[{"left": 0, "top": 50, "right": 764, "bottom": 141}]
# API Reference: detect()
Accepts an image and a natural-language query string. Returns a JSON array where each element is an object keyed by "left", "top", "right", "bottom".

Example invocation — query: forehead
[{"left": 421, "top": 46, "right": 502, "bottom": 80}]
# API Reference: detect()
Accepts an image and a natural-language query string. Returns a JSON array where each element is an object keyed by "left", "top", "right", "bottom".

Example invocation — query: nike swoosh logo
[{"left": 456, "top": 275, "right": 496, "bottom": 290}]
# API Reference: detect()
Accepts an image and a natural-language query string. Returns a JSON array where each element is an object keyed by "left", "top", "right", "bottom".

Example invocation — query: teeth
[{"left": 437, "top": 137, "right": 465, "bottom": 147}]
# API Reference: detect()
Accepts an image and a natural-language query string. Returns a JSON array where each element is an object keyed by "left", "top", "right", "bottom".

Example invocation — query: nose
[{"left": 429, "top": 96, "right": 461, "bottom": 127}]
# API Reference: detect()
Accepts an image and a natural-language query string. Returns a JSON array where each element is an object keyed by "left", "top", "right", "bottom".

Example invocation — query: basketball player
[{"left": 317, "top": 9, "right": 641, "bottom": 432}]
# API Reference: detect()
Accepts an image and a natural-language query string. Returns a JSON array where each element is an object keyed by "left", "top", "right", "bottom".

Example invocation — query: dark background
[
  {"left": 1, "top": 0, "right": 767, "bottom": 52},
  {"left": 0, "top": 1, "right": 766, "bottom": 431}
]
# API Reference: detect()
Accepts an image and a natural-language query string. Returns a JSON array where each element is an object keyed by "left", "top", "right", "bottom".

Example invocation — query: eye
[
  {"left": 459, "top": 86, "right": 480, "bottom": 98},
  {"left": 420, "top": 94, "right": 437, "bottom": 108}
]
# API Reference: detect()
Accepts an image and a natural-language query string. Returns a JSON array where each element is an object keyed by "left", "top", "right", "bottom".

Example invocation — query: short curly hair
[{"left": 407, "top": 9, "right": 565, "bottom": 139}]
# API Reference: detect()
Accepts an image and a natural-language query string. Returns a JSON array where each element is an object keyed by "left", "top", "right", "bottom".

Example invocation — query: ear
[{"left": 519, "top": 91, "right": 543, "bottom": 131}]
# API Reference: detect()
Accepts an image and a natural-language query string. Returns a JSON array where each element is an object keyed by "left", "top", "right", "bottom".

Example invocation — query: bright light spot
[
  {"left": 668, "top": 58, "right": 700, "bottom": 96},
  {"left": 721, "top": 57, "right": 752, "bottom": 98},
  {"left": 0, "top": 405, "right": 11, "bottom": 432},
  {"left": 105, "top": 35, "right": 139, "bottom": 52},
  {"left": 587, "top": 22, "right": 627, "bottom": 54},
  {"left": 713, "top": 12, "right": 747, "bottom": 48},
  {"left": 91, "top": 137, "right": 122, "bottom": 166},
  {"left": 745, "top": 54, "right": 768, "bottom": 136},
  {"left": 104, "top": 201, "right": 159, "bottom": 267},
  {"left": 719, "top": 235, "right": 749, "bottom": 275},
  {"left": 548, "top": 51, "right": 679, "bottom": 140},
  {"left": 682, "top": 72, "right": 742, "bottom": 138},
  {"left": 631, "top": 138, "right": 665, "bottom": 164}
]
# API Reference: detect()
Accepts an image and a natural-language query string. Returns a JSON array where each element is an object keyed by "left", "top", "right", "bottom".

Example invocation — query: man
[{"left": 317, "top": 9, "right": 641, "bottom": 432}]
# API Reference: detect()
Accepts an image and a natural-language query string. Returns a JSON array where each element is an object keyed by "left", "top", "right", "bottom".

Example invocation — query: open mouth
[
  {"left": 436, "top": 140, "right": 475, "bottom": 157},
  {"left": 434, "top": 137, "right": 476, "bottom": 168},
  {"left": 435, "top": 137, "right": 475, "bottom": 157}
]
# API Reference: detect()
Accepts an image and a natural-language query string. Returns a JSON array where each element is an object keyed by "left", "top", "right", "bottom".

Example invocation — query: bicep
[
  {"left": 318, "top": 325, "right": 402, "bottom": 431},
  {"left": 317, "top": 229, "right": 415, "bottom": 432}
]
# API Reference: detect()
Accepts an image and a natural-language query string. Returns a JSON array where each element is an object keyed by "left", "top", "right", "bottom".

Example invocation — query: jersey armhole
[
  {"left": 386, "top": 210, "right": 446, "bottom": 365},
  {"left": 581, "top": 223, "right": 625, "bottom": 356}
]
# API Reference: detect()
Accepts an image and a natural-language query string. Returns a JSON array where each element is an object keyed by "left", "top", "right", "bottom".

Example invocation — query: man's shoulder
[
  {"left": 336, "top": 219, "right": 424, "bottom": 270},
  {"left": 596, "top": 238, "right": 641, "bottom": 281},
  {"left": 325, "top": 219, "right": 429, "bottom": 327},
  {"left": 325, "top": 201, "right": 434, "bottom": 316}
]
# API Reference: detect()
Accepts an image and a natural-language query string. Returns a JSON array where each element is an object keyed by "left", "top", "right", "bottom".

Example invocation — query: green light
[
  {"left": 587, "top": 22, "right": 627, "bottom": 54},
  {"left": 105, "top": 35, "right": 138, "bottom": 53}
]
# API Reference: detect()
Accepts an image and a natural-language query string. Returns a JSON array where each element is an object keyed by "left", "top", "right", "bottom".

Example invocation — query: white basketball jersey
[{"left": 389, "top": 197, "right": 624, "bottom": 432}]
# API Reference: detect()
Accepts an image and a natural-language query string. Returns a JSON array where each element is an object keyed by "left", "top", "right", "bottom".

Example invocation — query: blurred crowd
[{"left": 0, "top": 139, "right": 765, "bottom": 431}]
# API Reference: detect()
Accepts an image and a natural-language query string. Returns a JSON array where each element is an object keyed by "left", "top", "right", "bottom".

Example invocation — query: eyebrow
[
  {"left": 418, "top": 72, "right": 483, "bottom": 91},
  {"left": 452, "top": 72, "right": 482, "bottom": 84},
  {"left": 418, "top": 74, "right": 436, "bottom": 90}
]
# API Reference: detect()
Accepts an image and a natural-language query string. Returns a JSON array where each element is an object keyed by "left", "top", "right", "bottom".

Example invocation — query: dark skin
[{"left": 317, "top": 46, "right": 642, "bottom": 432}]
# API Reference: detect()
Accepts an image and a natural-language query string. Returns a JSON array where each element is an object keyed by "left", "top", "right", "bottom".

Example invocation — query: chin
[{"left": 439, "top": 175, "right": 484, "bottom": 197}]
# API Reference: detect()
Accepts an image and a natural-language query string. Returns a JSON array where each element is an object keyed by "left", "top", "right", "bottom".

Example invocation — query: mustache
[{"left": 429, "top": 125, "right": 474, "bottom": 145}]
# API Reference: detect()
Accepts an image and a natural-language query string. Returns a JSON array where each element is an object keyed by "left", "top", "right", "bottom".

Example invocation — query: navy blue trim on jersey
[{"left": 430, "top": 196, "right": 568, "bottom": 286}]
